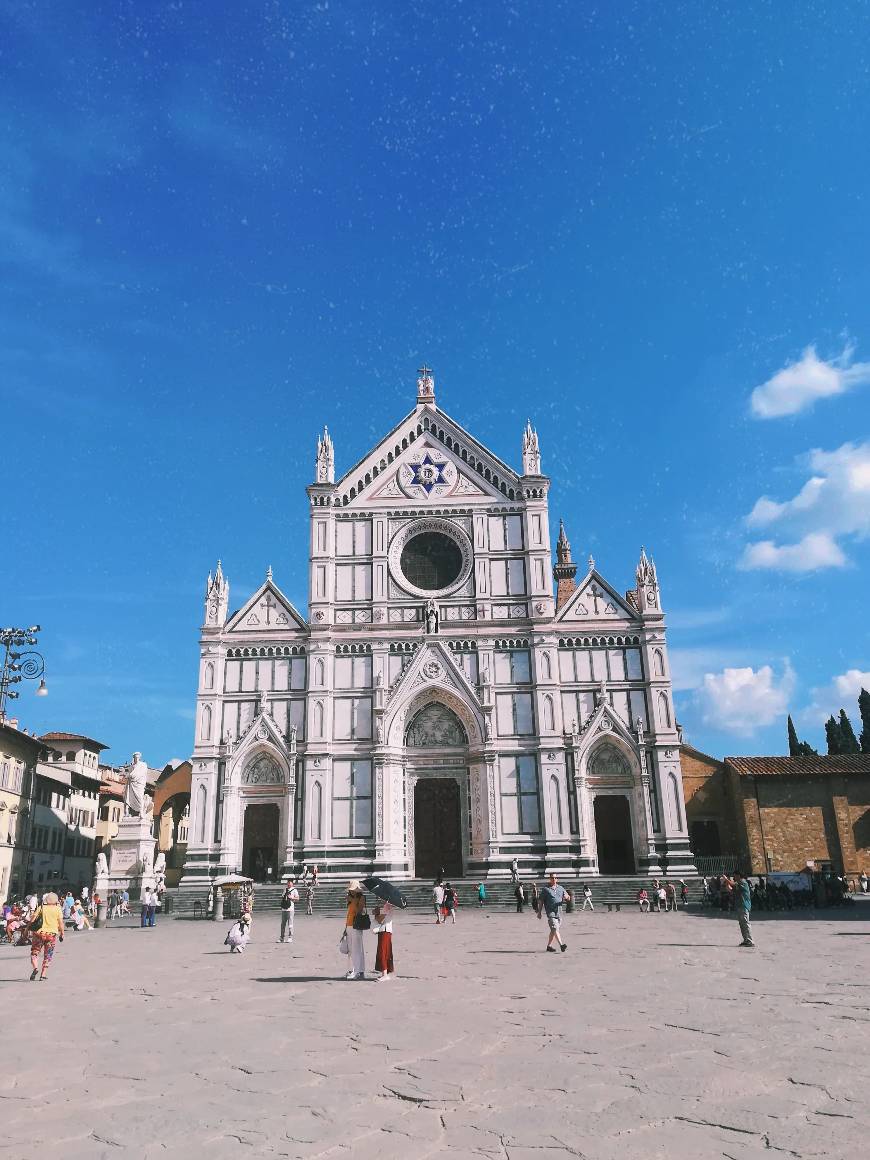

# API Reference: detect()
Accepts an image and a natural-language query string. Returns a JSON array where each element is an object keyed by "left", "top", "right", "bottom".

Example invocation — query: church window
[
  {"left": 549, "top": 774, "right": 564, "bottom": 834},
  {"left": 289, "top": 658, "right": 306, "bottom": 690},
  {"left": 590, "top": 650, "right": 607, "bottom": 683},
  {"left": 204, "top": 662, "right": 214, "bottom": 690},
  {"left": 224, "top": 660, "right": 241, "bottom": 692},
  {"left": 653, "top": 649, "right": 665, "bottom": 678},
  {"left": 314, "top": 701, "right": 324, "bottom": 738},
  {"left": 611, "top": 690, "right": 630, "bottom": 724},
  {"left": 488, "top": 514, "right": 524, "bottom": 552},
  {"left": 335, "top": 563, "right": 372, "bottom": 601},
  {"left": 490, "top": 558, "right": 526, "bottom": 597},
  {"left": 201, "top": 705, "right": 212, "bottom": 741},
  {"left": 335, "top": 655, "right": 372, "bottom": 689},
  {"left": 657, "top": 691, "right": 671, "bottom": 730},
  {"left": 565, "top": 753, "right": 580, "bottom": 833},
  {"left": 493, "top": 648, "right": 531, "bottom": 684},
  {"left": 496, "top": 692, "right": 535, "bottom": 736},
  {"left": 334, "top": 696, "right": 372, "bottom": 740},
  {"left": 607, "top": 650, "right": 626, "bottom": 681},
  {"left": 542, "top": 651, "right": 552, "bottom": 680},
  {"left": 400, "top": 531, "right": 463, "bottom": 591},
  {"left": 498, "top": 755, "right": 540, "bottom": 834},
  {"left": 241, "top": 661, "right": 256, "bottom": 693},
  {"left": 331, "top": 759, "right": 372, "bottom": 838},
  {"left": 196, "top": 784, "right": 207, "bottom": 845},
  {"left": 314, "top": 658, "right": 325, "bottom": 687},
  {"left": 626, "top": 649, "right": 643, "bottom": 680}
]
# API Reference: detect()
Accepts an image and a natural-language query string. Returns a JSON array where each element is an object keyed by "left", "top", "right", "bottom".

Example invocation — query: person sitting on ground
[{"left": 72, "top": 900, "right": 92, "bottom": 931}]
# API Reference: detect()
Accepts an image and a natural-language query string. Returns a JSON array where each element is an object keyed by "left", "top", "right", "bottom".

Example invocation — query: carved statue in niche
[
  {"left": 242, "top": 754, "right": 284, "bottom": 785},
  {"left": 589, "top": 742, "right": 631, "bottom": 780},
  {"left": 405, "top": 702, "right": 468, "bottom": 748},
  {"left": 424, "top": 600, "right": 439, "bottom": 634}
]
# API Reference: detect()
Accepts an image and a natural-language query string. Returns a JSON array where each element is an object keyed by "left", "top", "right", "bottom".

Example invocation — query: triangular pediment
[
  {"left": 384, "top": 640, "right": 485, "bottom": 715},
  {"left": 336, "top": 406, "right": 524, "bottom": 508},
  {"left": 575, "top": 699, "right": 639, "bottom": 759},
  {"left": 556, "top": 569, "right": 638, "bottom": 623},
  {"left": 225, "top": 578, "right": 307, "bottom": 634},
  {"left": 227, "top": 703, "right": 294, "bottom": 770}
]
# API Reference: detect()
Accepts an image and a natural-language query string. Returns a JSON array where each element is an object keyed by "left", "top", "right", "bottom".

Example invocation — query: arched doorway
[
  {"left": 414, "top": 780, "right": 462, "bottom": 879},
  {"left": 242, "top": 803, "right": 279, "bottom": 881},
  {"left": 593, "top": 795, "right": 635, "bottom": 874},
  {"left": 406, "top": 702, "right": 467, "bottom": 879}
]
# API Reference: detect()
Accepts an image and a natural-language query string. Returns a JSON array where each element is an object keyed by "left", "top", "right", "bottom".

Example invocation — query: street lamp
[{"left": 0, "top": 625, "right": 47, "bottom": 721}]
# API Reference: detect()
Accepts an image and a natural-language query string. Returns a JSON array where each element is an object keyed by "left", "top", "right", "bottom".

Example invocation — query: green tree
[
  {"left": 838, "top": 708, "right": 860, "bottom": 754},
  {"left": 825, "top": 715, "right": 843, "bottom": 755},
  {"left": 859, "top": 687, "right": 870, "bottom": 754},
  {"left": 787, "top": 715, "right": 800, "bottom": 756}
]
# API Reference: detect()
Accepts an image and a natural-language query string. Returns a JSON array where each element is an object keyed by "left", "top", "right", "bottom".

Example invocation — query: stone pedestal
[{"left": 107, "top": 815, "right": 156, "bottom": 900}]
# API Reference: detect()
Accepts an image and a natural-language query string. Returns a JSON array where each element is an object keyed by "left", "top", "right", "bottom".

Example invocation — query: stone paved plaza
[{"left": 3, "top": 904, "right": 869, "bottom": 1160}]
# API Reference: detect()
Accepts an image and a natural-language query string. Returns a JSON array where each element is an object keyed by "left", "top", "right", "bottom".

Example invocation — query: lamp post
[{"left": 0, "top": 626, "right": 48, "bottom": 722}]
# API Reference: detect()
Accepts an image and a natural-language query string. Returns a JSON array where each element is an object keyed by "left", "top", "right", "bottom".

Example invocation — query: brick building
[
  {"left": 726, "top": 755, "right": 870, "bottom": 877},
  {"left": 680, "top": 744, "right": 742, "bottom": 865}
]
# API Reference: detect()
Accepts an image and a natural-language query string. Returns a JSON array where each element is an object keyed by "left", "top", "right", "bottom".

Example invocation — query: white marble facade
[{"left": 180, "top": 370, "right": 695, "bottom": 887}]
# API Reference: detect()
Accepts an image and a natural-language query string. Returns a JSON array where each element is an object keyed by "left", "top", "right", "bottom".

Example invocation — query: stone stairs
[{"left": 164, "top": 875, "right": 702, "bottom": 918}]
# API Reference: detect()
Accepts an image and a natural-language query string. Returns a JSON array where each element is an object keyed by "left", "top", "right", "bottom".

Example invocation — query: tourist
[
  {"left": 581, "top": 884, "right": 594, "bottom": 912},
  {"left": 373, "top": 902, "right": 395, "bottom": 981},
  {"left": 279, "top": 879, "right": 299, "bottom": 943},
  {"left": 529, "top": 882, "right": 539, "bottom": 914},
  {"left": 637, "top": 887, "right": 650, "bottom": 912},
  {"left": 225, "top": 913, "right": 251, "bottom": 953},
  {"left": 344, "top": 881, "right": 367, "bottom": 979},
  {"left": 510, "top": 858, "right": 519, "bottom": 884},
  {"left": 443, "top": 883, "right": 458, "bottom": 923},
  {"left": 537, "top": 871, "right": 571, "bottom": 952},
  {"left": 306, "top": 883, "right": 314, "bottom": 915},
  {"left": 107, "top": 890, "right": 118, "bottom": 919},
  {"left": 141, "top": 886, "right": 157, "bottom": 928},
  {"left": 62, "top": 891, "right": 75, "bottom": 922},
  {"left": 432, "top": 881, "right": 445, "bottom": 924},
  {"left": 656, "top": 883, "right": 667, "bottom": 912},
  {"left": 72, "top": 899, "right": 92, "bottom": 931},
  {"left": 120, "top": 889, "right": 130, "bottom": 917},
  {"left": 651, "top": 880, "right": 661, "bottom": 912},
  {"left": 300, "top": 864, "right": 310, "bottom": 884},
  {"left": 680, "top": 880, "right": 689, "bottom": 908},
  {"left": 734, "top": 871, "right": 755, "bottom": 948},
  {"left": 477, "top": 882, "right": 486, "bottom": 908},
  {"left": 28, "top": 892, "right": 64, "bottom": 981},
  {"left": 514, "top": 881, "right": 526, "bottom": 913},
  {"left": 861, "top": 870, "right": 868, "bottom": 894},
  {"left": 665, "top": 882, "right": 677, "bottom": 912},
  {"left": 436, "top": 864, "right": 445, "bottom": 885}
]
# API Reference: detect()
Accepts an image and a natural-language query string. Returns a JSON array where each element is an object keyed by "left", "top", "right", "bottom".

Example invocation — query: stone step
[{"left": 164, "top": 876, "right": 702, "bottom": 918}]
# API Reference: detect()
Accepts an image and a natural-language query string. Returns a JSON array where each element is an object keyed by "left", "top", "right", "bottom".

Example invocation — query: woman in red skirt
[{"left": 373, "top": 902, "right": 395, "bottom": 981}]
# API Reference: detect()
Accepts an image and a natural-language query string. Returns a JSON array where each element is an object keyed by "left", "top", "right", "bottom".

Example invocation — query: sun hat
[
  {"left": 347, "top": 879, "right": 363, "bottom": 893},
  {"left": 42, "top": 892, "right": 59, "bottom": 905}
]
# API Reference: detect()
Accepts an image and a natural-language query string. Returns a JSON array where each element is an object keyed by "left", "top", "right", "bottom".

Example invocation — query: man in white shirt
[
  {"left": 279, "top": 880, "right": 300, "bottom": 943},
  {"left": 432, "top": 882, "right": 445, "bottom": 924}
]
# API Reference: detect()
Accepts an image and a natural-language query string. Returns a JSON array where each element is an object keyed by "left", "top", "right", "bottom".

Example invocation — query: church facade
[{"left": 180, "top": 370, "right": 695, "bottom": 887}]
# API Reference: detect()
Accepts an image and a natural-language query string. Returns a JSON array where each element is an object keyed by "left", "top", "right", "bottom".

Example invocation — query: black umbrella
[{"left": 361, "top": 876, "right": 408, "bottom": 909}]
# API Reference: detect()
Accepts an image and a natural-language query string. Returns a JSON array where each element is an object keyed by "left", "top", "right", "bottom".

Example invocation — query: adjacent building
[
  {"left": 182, "top": 369, "right": 695, "bottom": 887},
  {"left": 31, "top": 732, "right": 107, "bottom": 893},
  {"left": 0, "top": 721, "right": 45, "bottom": 904}
]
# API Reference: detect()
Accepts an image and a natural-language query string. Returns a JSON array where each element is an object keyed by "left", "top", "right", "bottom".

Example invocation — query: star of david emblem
[{"left": 409, "top": 453, "right": 448, "bottom": 495}]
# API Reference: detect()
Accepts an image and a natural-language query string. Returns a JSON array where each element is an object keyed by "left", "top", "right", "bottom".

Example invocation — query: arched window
[
  {"left": 543, "top": 694, "right": 555, "bottom": 732},
  {"left": 204, "top": 662, "right": 214, "bottom": 690},
  {"left": 549, "top": 773, "right": 563, "bottom": 834},
  {"left": 542, "top": 651, "right": 552, "bottom": 680},
  {"left": 653, "top": 649, "right": 665, "bottom": 678},
  {"left": 315, "top": 658, "right": 325, "bottom": 687},
  {"left": 405, "top": 703, "right": 468, "bottom": 747},
  {"left": 196, "top": 783, "right": 207, "bottom": 845},
  {"left": 657, "top": 691, "right": 671, "bottom": 730},
  {"left": 314, "top": 701, "right": 324, "bottom": 738},
  {"left": 201, "top": 705, "right": 212, "bottom": 741},
  {"left": 312, "top": 781, "right": 323, "bottom": 841},
  {"left": 670, "top": 772, "right": 683, "bottom": 830}
]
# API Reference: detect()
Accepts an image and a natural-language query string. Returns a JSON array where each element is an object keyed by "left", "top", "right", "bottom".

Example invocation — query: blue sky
[{"left": 3, "top": 2, "right": 868, "bottom": 765}]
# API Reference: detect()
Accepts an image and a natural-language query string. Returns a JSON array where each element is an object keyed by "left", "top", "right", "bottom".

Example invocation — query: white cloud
[
  {"left": 796, "top": 669, "right": 870, "bottom": 728},
  {"left": 750, "top": 344, "right": 870, "bottom": 418},
  {"left": 741, "top": 441, "right": 870, "bottom": 571},
  {"left": 740, "top": 532, "right": 847, "bottom": 572},
  {"left": 696, "top": 661, "right": 795, "bottom": 735}
]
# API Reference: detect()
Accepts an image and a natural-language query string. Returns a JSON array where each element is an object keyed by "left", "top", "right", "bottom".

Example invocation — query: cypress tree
[
  {"left": 797, "top": 739, "right": 818, "bottom": 757},
  {"left": 825, "top": 715, "right": 843, "bottom": 755},
  {"left": 838, "top": 708, "right": 860, "bottom": 754},
  {"left": 859, "top": 688, "right": 870, "bottom": 754},
  {"left": 787, "top": 715, "right": 800, "bottom": 757}
]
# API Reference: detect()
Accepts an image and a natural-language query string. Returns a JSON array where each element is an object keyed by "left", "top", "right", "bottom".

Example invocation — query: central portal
[
  {"left": 242, "top": 802, "right": 279, "bottom": 882},
  {"left": 593, "top": 795, "right": 635, "bottom": 874},
  {"left": 414, "top": 779, "right": 462, "bottom": 879}
]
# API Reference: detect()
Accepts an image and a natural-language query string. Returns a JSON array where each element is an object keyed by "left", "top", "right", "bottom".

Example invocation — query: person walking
[
  {"left": 680, "top": 880, "right": 689, "bottom": 908},
  {"left": 432, "top": 881, "right": 445, "bottom": 924},
  {"left": 443, "top": 883, "right": 458, "bottom": 924},
  {"left": 861, "top": 870, "right": 868, "bottom": 894},
  {"left": 510, "top": 858, "right": 519, "bottom": 884},
  {"left": 306, "top": 883, "right": 314, "bottom": 915},
  {"left": 665, "top": 882, "right": 677, "bottom": 913},
  {"left": 278, "top": 879, "right": 299, "bottom": 943},
  {"left": 537, "top": 872, "right": 572, "bottom": 952},
  {"left": 734, "top": 872, "right": 755, "bottom": 948},
  {"left": 373, "top": 902, "right": 395, "bottom": 981},
  {"left": 62, "top": 891, "right": 75, "bottom": 923},
  {"left": 28, "top": 892, "right": 65, "bottom": 981},
  {"left": 529, "top": 882, "right": 539, "bottom": 914},
  {"left": 477, "top": 882, "right": 486, "bottom": 908},
  {"left": 581, "top": 884, "right": 594, "bottom": 912},
  {"left": 344, "top": 881, "right": 367, "bottom": 979},
  {"left": 514, "top": 881, "right": 526, "bottom": 913}
]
